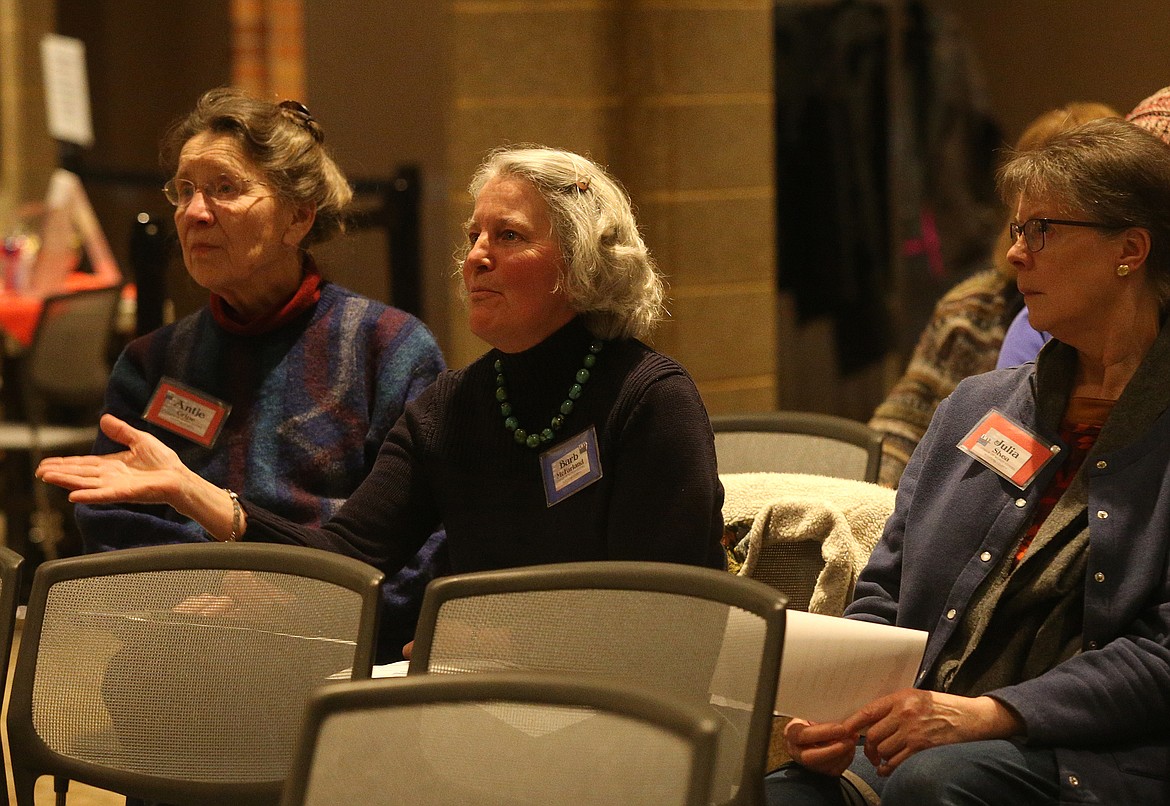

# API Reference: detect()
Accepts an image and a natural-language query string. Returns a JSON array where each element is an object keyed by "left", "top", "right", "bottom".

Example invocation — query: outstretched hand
[{"left": 36, "top": 414, "right": 191, "bottom": 507}]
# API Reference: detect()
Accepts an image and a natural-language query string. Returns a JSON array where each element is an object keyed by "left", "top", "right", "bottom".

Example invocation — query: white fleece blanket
[{"left": 722, "top": 472, "right": 897, "bottom": 616}]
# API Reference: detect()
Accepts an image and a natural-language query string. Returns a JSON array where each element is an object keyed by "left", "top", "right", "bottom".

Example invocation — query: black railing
[{"left": 75, "top": 165, "right": 424, "bottom": 335}]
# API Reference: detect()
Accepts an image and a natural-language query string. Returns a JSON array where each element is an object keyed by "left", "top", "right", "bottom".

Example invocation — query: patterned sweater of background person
[
  {"left": 76, "top": 274, "right": 446, "bottom": 659},
  {"left": 868, "top": 267, "right": 1022, "bottom": 488}
]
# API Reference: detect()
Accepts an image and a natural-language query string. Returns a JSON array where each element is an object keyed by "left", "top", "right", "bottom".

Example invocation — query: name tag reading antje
[
  {"left": 541, "top": 426, "right": 603, "bottom": 507},
  {"left": 958, "top": 408, "right": 1060, "bottom": 490},
  {"left": 143, "top": 377, "right": 231, "bottom": 449}
]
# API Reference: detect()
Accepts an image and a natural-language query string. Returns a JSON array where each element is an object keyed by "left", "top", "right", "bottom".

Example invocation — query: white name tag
[
  {"left": 143, "top": 377, "right": 231, "bottom": 448},
  {"left": 958, "top": 408, "right": 1060, "bottom": 489},
  {"left": 541, "top": 426, "right": 603, "bottom": 506}
]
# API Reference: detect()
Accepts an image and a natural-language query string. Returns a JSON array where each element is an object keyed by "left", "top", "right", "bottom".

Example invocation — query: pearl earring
[{"left": 1117, "top": 264, "right": 1131, "bottom": 277}]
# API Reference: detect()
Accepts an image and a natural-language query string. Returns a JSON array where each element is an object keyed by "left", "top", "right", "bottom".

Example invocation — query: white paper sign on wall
[{"left": 40, "top": 34, "right": 94, "bottom": 148}]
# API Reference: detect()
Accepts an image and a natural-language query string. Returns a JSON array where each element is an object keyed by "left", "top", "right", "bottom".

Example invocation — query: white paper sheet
[
  {"left": 775, "top": 610, "right": 927, "bottom": 723},
  {"left": 40, "top": 34, "right": 94, "bottom": 147}
]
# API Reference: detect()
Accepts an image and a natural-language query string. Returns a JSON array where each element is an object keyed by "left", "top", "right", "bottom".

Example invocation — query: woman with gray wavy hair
[
  {"left": 39, "top": 144, "right": 726, "bottom": 658},
  {"left": 462, "top": 145, "right": 664, "bottom": 341}
]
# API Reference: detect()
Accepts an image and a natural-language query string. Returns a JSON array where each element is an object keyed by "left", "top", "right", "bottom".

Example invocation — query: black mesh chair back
[
  {"left": 747, "top": 540, "right": 825, "bottom": 613},
  {"left": 22, "top": 286, "right": 123, "bottom": 412},
  {"left": 711, "top": 412, "right": 883, "bottom": 482},
  {"left": 0, "top": 547, "right": 25, "bottom": 806},
  {"left": 282, "top": 672, "right": 721, "bottom": 806},
  {"left": 408, "top": 561, "right": 786, "bottom": 806},
  {"left": 6, "top": 543, "right": 383, "bottom": 806}
]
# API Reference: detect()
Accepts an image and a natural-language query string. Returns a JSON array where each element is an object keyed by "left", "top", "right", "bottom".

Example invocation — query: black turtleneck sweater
[{"left": 245, "top": 317, "right": 726, "bottom": 576}]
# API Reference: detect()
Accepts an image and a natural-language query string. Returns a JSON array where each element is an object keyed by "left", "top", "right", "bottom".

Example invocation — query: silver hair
[{"left": 460, "top": 145, "right": 666, "bottom": 341}]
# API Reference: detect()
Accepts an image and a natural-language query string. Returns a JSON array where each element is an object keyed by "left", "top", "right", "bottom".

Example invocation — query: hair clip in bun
[
  {"left": 574, "top": 178, "right": 591, "bottom": 192},
  {"left": 278, "top": 99, "right": 324, "bottom": 143}
]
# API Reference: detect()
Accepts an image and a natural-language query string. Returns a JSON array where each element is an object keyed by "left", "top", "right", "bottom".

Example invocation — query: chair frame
[
  {"left": 281, "top": 672, "right": 722, "bottom": 806},
  {"left": 710, "top": 411, "right": 884, "bottom": 483},
  {"left": 7, "top": 542, "right": 384, "bottom": 806},
  {"left": 408, "top": 561, "right": 787, "bottom": 806},
  {"left": 0, "top": 546, "right": 25, "bottom": 806}
]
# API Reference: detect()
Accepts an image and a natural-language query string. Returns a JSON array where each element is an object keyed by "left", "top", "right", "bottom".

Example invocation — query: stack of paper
[{"left": 775, "top": 610, "right": 927, "bottom": 723}]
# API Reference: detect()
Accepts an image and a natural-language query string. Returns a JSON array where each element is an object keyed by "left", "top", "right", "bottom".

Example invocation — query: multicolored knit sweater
[
  {"left": 868, "top": 267, "right": 1022, "bottom": 487},
  {"left": 76, "top": 276, "right": 446, "bottom": 659}
]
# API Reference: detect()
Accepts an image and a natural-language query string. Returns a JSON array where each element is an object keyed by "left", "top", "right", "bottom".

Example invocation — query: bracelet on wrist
[{"left": 226, "top": 489, "right": 241, "bottom": 542}]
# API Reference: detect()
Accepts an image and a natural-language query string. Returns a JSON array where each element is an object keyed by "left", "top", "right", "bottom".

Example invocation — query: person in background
[
  {"left": 770, "top": 117, "right": 1170, "bottom": 805},
  {"left": 868, "top": 102, "right": 1118, "bottom": 487},
  {"left": 997, "top": 84, "right": 1170, "bottom": 369},
  {"left": 994, "top": 304, "right": 1049, "bottom": 369},
  {"left": 75, "top": 87, "right": 447, "bottom": 662},
  {"left": 39, "top": 145, "right": 726, "bottom": 633}
]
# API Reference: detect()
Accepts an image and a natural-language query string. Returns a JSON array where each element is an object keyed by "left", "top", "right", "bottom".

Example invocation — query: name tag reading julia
[
  {"left": 958, "top": 408, "right": 1060, "bottom": 489},
  {"left": 541, "top": 426, "right": 603, "bottom": 507},
  {"left": 143, "top": 377, "right": 231, "bottom": 448}
]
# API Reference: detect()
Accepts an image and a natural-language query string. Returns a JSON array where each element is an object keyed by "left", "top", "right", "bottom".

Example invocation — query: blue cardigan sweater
[{"left": 849, "top": 327, "right": 1170, "bottom": 804}]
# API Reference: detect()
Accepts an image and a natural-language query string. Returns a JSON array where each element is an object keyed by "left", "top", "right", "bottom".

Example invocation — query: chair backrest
[
  {"left": 7, "top": 543, "right": 384, "bottom": 806},
  {"left": 710, "top": 412, "right": 884, "bottom": 482},
  {"left": 24, "top": 285, "right": 122, "bottom": 413},
  {"left": 408, "top": 561, "right": 786, "bottom": 806},
  {"left": 0, "top": 547, "right": 24, "bottom": 806},
  {"left": 283, "top": 672, "right": 721, "bottom": 806}
]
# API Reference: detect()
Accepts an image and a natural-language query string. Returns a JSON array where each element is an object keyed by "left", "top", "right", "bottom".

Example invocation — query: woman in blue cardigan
[{"left": 772, "top": 117, "right": 1170, "bottom": 805}]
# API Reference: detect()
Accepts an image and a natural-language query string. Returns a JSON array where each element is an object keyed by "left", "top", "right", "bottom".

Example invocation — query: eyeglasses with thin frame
[
  {"left": 1008, "top": 218, "right": 1112, "bottom": 253},
  {"left": 162, "top": 174, "right": 269, "bottom": 208}
]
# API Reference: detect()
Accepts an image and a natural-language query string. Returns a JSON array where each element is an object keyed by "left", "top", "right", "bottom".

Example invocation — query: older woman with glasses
[
  {"left": 73, "top": 87, "right": 447, "bottom": 661},
  {"left": 38, "top": 144, "right": 726, "bottom": 647},
  {"left": 997, "top": 85, "right": 1170, "bottom": 369},
  {"left": 868, "top": 101, "right": 1118, "bottom": 488},
  {"left": 768, "top": 117, "right": 1170, "bottom": 805}
]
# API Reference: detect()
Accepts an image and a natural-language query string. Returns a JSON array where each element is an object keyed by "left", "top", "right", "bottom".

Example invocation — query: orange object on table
[{"left": 0, "top": 273, "right": 132, "bottom": 348}]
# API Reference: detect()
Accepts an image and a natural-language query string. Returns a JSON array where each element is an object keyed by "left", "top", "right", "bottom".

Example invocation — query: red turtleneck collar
[{"left": 209, "top": 258, "right": 323, "bottom": 336}]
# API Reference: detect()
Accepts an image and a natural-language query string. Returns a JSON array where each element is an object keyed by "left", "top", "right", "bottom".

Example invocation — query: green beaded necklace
[{"left": 496, "top": 340, "right": 604, "bottom": 449}]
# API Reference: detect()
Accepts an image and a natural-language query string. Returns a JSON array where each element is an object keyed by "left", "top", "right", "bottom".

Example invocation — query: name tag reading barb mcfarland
[
  {"left": 143, "top": 378, "right": 232, "bottom": 448},
  {"left": 541, "top": 426, "right": 603, "bottom": 507}
]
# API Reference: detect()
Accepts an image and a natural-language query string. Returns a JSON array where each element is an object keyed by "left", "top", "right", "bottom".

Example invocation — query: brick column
[
  {"left": 230, "top": 0, "right": 305, "bottom": 102},
  {"left": 0, "top": 0, "right": 56, "bottom": 230}
]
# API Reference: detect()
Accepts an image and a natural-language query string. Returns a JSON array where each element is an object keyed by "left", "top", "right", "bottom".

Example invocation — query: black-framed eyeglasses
[
  {"left": 1008, "top": 218, "right": 1112, "bottom": 253},
  {"left": 162, "top": 174, "right": 268, "bottom": 208}
]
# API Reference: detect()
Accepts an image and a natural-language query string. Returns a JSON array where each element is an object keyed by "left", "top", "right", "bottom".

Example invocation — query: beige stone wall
[
  {"left": 616, "top": 3, "right": 777, "bottom": 414},
  {"left": 0, "top": 0, "right": 56, "bottom": 231},
  {"left": 444, "top": 0, "right": 778, "bottom": 415}
]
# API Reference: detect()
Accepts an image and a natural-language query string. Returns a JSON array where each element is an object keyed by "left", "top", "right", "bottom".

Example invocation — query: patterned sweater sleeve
[
  {"left": 366, "top": 312, "right": 445, "bottom": 460},
  {"left": 868, "top": 269, "right": 1009, "bottom": 488}
]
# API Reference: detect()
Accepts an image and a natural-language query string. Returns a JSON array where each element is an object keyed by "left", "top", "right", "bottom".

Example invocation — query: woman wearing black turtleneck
[{"left": 38, "top": 146, "right": 727, "bottom": 625}]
